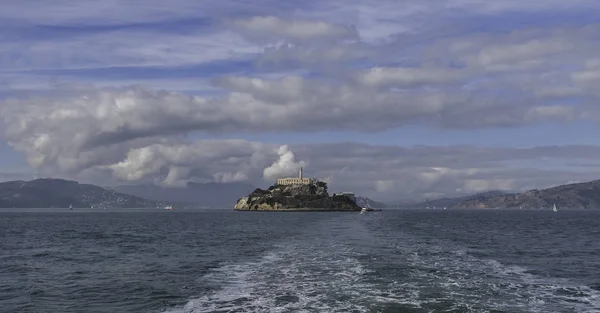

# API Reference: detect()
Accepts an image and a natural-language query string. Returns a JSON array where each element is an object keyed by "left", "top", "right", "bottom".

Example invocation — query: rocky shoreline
[
  {"left": 234, "top": 207, "right": 361, "bottom": 212},
  {"left": 234, "top": 181, "right": 361, "bottom": 212}
]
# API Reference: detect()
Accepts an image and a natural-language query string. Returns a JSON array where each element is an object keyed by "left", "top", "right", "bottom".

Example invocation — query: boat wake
[
  {"left": 161, "top": 218, "right": 396, "bottom": 313},
  {"left": 161, "top": 216, "right": 600, "bottom": 313},
  {"left": 379, "top": 229, "right": 600, "bottom": 313}
]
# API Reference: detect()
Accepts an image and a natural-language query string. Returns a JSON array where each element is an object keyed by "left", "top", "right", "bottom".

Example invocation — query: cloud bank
[
  {"left": 1, "top": 0, "right": 600, "bottom": 201},
  {"left": 263, "top": 145, "right": 305, "bottom": 181}
]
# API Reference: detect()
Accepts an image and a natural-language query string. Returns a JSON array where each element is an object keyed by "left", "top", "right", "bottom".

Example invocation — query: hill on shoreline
[
  {"left": 0, "top": 178, "right": 164, "bottom": 208},
  {"left": 110, "top": 182, "right": 255, "bottom": 208},
  {"left": 420, "top": 180, "right": 600, "bottom": 209}
]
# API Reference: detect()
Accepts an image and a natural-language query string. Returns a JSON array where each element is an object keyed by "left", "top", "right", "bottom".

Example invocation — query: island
[{"left": 234, "top": 167, "right": 361, "bottom": 211}]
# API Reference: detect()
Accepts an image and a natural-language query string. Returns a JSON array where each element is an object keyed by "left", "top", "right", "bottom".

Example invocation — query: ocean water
[{"left": 1, "top": 209, "right": 599, "bottom": 313}]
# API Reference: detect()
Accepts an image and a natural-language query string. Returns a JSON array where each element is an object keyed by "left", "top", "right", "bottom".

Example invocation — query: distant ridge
[
  {"left": 449, "top": 180, "right": 600, "bottom": 209},
  {"left": 354, "top": 196, "right": 387, "bottom": 208},
  {"left": 110, "top": 181, "right": 256, "bottom": 208},
  {"left": 413, "top": 191, "right": 510, "bottom": 209},
  {"left": 0, "top": 178, "right": 163, "bottom": 208}
]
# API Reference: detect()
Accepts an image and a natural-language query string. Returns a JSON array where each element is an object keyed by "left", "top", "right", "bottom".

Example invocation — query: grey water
[{"left": 1, "top": 209, "right": 599, "bottom": 313}]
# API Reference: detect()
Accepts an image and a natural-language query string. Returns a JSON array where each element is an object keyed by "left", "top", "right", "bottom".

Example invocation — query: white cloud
[
  {"left": 263, "top": 145, "right": 305, "bottom": 180},
  {"left": 230, "top": 16, "right": 358, "bottom": 43},
  {"left": 358, "top": 67, "right": 464, "bottom": 87},
  {"left": 4, "top": 75, "right": 592, "bottom": 153},
  {"left": 0, "top": 0, "right": 279, "bottom": 26},
  {"left": 107, "top": 140, "right": 269, "bottom": 186},
  {"left": 3, "top": 0, "right": 600, "bottom": 203},
  {"left": 375, "top": 180, "right": 394, "bottom": 192},
  {"left": 1, "top": 71, "right": 599, "bottom": 180},
  {"left": 258, "top": 43, "right": 371, "bottom": 66},
  {"left": 463, "top": 179, "right": 516, "bottom": 193},
  {"left": 138, "top": 141, "right": 600, "bottom": 200},
  {"left": 3, "top": 0, "right": 598, "bottom": 28},
  {"left": 3, "top": 115, "right": 600, "bottom": 200},
  {"left": 442, "top": 26, "right": 600, "bottom": 73},
  {"left": 443, "top": 0, "right": 600, "bottom": 14},
  {"left": 524, "top": 106, "right": 579, "bottom": 122},
  {"left": 213, "top": 171, "right": 249, "bottom": 183},
  {"left": 0, "top": 30, "right": 260, "bottom": 71}
]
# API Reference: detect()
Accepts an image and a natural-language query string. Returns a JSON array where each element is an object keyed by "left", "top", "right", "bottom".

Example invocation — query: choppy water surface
[{"left": 1, "top": 209, "right": 599, "bottom": 313}]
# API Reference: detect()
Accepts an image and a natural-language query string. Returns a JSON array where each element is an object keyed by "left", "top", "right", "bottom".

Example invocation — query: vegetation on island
[{"left": 234, "top": 181, "right": 361, "bottom": 211}]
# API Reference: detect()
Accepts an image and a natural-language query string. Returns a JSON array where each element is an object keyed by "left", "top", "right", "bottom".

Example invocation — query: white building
[{"left": 276, "top": 167, "right": 312, "bottom": 185}]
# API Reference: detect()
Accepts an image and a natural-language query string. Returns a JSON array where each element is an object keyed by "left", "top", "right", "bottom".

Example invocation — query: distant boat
[
  {"left": 360, "top": 207, "right": 367, "bottom": 214},
  {"left": 443, "top": 207, "right": 447, "bottom": 210},
  {"left": 69, "top": 204, "right": 73, "bottom": 211},
  {"left": 164, "top": 206, "right": 174, "bottom": 211},
  {"left": 553, "top": 203, "right": 558, "bottom": 212}
]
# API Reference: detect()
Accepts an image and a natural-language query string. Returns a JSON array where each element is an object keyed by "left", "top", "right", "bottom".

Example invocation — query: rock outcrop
[{"left": 234, "top": 181, "right": 361, "bottom": 211}]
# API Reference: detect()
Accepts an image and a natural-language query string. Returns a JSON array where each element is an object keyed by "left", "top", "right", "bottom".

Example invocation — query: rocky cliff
[
  {"left": 234, "top": 181, "right": 361, "bottom": 211},
  {"left": 454, "top": 179, "right": 600, "bottom": 209}
]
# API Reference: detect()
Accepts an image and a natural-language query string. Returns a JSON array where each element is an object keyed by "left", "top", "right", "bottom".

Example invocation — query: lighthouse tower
[{"left": 299, "top": 167, "right": 303, "bottom": 179}]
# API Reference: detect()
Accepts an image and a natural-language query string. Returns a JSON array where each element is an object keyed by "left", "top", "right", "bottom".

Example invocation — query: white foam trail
[
  {"left": 164, "top": 244, "right": 377, "bottom": 312},
  {"left": 160, "top": 217, "right": 411, "bottom": 313},
  {"left": 394, "top": 233, "right": 600, "bottom": 313},
  {"left": 160, "top": 215, "right": 600, "bottom": 313}
]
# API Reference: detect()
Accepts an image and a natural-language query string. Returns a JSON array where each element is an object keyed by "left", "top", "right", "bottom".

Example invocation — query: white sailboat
[
  {"left": 552, "top": 203, "right": 558, "bottom": 212},
  {"left": 69, "top": 204, "right": 73, "bottom": 211}
]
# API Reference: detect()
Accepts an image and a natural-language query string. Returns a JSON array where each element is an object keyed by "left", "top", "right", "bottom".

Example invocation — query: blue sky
[{"left": 1, "top": 0, "right": 600, "bottom": 200}]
